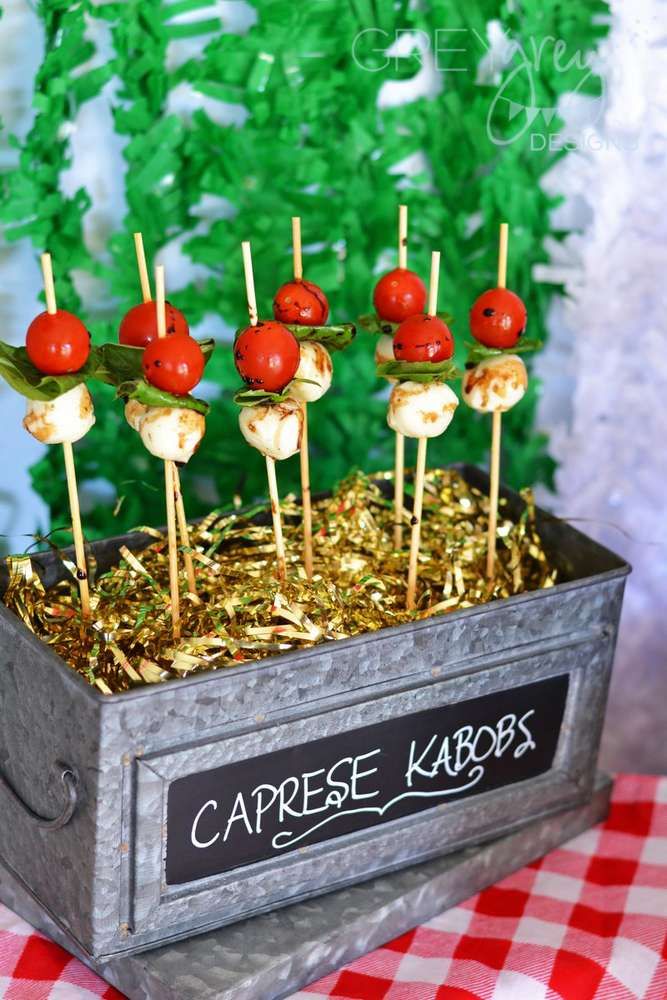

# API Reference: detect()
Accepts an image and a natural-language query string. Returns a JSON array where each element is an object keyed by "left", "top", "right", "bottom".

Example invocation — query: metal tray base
[{"left": 0, "top": 773, "right": 611, "bottom": 1000}]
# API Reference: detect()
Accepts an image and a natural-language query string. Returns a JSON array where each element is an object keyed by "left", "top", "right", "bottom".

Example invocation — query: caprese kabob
[
  {"left": 272, "top": 216, "right": 355, "bottom": 580},
  {"left": 361, "top": 205, "right": 428, "bottom": 549},
  {"left": 114, "top": 265, "right": 207, "bottom": 639},
  {"left": 0, "top": 253, "right": 95, "bottom": 617},
  {"left": 376, "top": 251, "right": 460, "bottom": 611},
  {"left": 462, "top": 223, "right": 538, "bottom": 580},
  {"left": 116, "top": 232, "right": 198, "bottom": 597},
  {"left": 235, "top": 241, "right": 303, "bottom": 582}
]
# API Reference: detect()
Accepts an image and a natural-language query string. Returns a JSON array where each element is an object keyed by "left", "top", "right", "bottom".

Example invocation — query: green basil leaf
[
  {"left": 95, "top": 338, "right": 216, "bottom": 386},
  {"left": 234, "top": 324, "right": 355, "bottom": 352},
  {"left": 465, "top": 337, "right": 542, "bottom": 366},
  {"left": 233, "top": 375, "right": 318, "bottom": 408},
  {"left": 0, "top": 341, "right": 94, "bottom": 401},
  {"left": 233, "top": 387, "right": 289, "bottom": 407},
  {"left": 358, "top": 312, "right": 454, "bottom": 336},
  {"left": 376, "top": 359, "right": 461, "bottom": 383},
  {"left": 283, "top": 323, "right": 356, "bottom": 352},
  {"left": 116, "top": 379, "right": 210, "bottom": 415}
]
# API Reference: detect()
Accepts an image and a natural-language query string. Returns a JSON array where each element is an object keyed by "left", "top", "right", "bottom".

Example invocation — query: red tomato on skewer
[
  {"left": 273, "top": 279, "right": 329, "bottom": 326},
  {"left": 142, "top": 336, "right": 205, "bottom": 396},
  {"left": 469, "top": 288, "right": 527, "bottom": 349},
  {"left": 393, "top": 314, "right": 454, "bottom": 363},
  {"left": 26, "top": 310, "right": 91, "bottom": 375},
  {"left": 234, "top": 321, "right": 300, "bottom": 392},
  {"left": 119, "top": 300, "right": 189, "bottom": 348},
  {"left": 373, "top": 268, "right": 427, "bottom": 324}
]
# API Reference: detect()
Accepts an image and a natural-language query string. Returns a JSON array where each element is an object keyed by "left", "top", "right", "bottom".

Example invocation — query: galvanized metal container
[{"left": 0, "top": 466, "right": 629, "bottom": 962}]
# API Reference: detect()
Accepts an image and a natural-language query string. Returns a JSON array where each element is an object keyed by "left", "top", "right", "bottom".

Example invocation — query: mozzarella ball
[
  {"left": 288, "top": 341, "right": 333, "bottom": 403},
  {"left": 124, "top": 399, "right": 149, "bottom": 432},
  {"left": 374, "top": 334, "right": 396, "bottom": 382},
  {"left": 23, "top": 383, "right": 95, "bottom": 445},
  {"left": 139, "top": 407, "right": 205, "bottom": 463},
  {"left": 238, "top": 398, "right": 303, "bottom": 461},
  {"left": 387, "top": 381, "right": 459, "bottom": 439},
  {"left": 462, "top": 354, "right": 528, "bottom": 413}
]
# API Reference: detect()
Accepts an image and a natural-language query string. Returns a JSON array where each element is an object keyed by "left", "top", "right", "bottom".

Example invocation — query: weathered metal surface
[
  {"left": 0, "top": 774, "right": 613, "bottom": 1000},
  {"left": 0, "top": 467, "right": 629, "bottom": 960}
]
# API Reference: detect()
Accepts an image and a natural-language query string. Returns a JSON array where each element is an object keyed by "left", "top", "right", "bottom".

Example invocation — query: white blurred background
[{"left": 0, "top": 0, "right": 665, "bottom": 771}]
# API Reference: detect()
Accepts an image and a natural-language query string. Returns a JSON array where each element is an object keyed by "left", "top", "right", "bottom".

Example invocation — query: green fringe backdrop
[{"left": 0, "top": 0, "right": 608, "bottom": 540}]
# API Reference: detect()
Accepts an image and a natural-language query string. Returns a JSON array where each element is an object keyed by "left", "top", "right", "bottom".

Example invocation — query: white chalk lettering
[
  {"left": 514, "top": 710, "right": 537, "bottom": 758},
  {"left": 406, "top": 734, "right": 439, "bottom": 786},
  {"left": 183, "top": 698, "right": 545, "bottom": 856},
  {"left": 471, "top": 724, "right": 498, "bottom": 763},
  {"left": 253, "top": 783, "right": 279, "bottom": 834},
  {"left": 191, "top": 799, "right": 220, "bottom": 849},
  {"left": 223, "top": 792, "right": 253, "bottom": 842},
  {"left": 350, "top": 749, "right": 381, "bottom": 800},
  {"left": 325, "top": 756, "right": 353, "bottom": 808},
  {"left": 302, "top": 768, "right": 329, "bottom": 815},
  {"left": 495, "top": 714, "right": 517, "bottom": 757},
  {"left": 278, "top": 776, "right": 301, "bottom": 822}
]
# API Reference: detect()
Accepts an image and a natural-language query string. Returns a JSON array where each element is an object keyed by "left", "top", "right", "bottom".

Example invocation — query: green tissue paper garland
[{"left": 0, "top": 0, "right": 609, "bottom": 542}]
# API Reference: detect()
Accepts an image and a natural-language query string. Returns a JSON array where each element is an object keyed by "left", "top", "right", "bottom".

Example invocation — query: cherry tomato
[
  {"left": 393, "top": 314, "right": 454, "bottom": 363},
  {"left": 273, "top": 279, "right": 329, "bottom": 326},
  {"left": 25, "top": 310, "right": 91, "bottom": 375},
  {"left": 373, "top": 268, "right": 427, "bottom": 324},
  {"left": 119, "top": 300, "right": 189, "bottom": 348},
  {"left": 234, "top": 321, "right": 300, "bottom": 392},
  {"left": 142, "top": 335, "right": 205, "bottom": 396},
  {"left": 469, "top": 288, "right": 527, "bottom": 349}
]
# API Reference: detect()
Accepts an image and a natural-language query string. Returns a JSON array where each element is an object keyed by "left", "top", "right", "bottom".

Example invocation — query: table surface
[{"left": 0, "top": 774, "right": 665, "bottom": 1000}]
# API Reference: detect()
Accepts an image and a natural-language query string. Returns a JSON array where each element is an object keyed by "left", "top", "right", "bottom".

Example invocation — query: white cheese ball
[
  {"left": 23, "top": 383, "right": 95, "bottom": 445},
  {"left": 125, "top": 399, "right": 149, "bottom": 432},
  {"left": 139, "top": 407, "right": 206, "bottom": 464},
  {"left": 387, "top": 381, "right": 459, "bottom": 439},
  {"left": 374, "top": 334, "right": 396, "bottom": 383},
  {"left": 462, "top": 354, "right": 528, "bottom": 413},
  {"left": 288, "top": 341, "right": 333, "bottom": 403},
  {"left": 238, "top": 398, "right": 303, "bottom": 461}
]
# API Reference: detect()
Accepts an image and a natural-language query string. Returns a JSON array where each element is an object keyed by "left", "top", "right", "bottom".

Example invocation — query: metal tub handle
[{"left": 0, "top": 760, "right": 78, "bottom": 831}]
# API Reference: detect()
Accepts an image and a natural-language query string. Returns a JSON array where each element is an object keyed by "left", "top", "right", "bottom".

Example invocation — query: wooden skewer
[
  {"left": 172, "top": 466, "right": 197, "bottom": 597},
  {"left": 427, "top": 250, "right": 440, "bottom": 317},
  {"left": 266, "top": 454, "right": 287, "bottom": 582},
  {"left": 300, "top": 400, "right": 313, "bottom": 581},
  {"left": 406, "top": 436, "right": 428, "bottom": 611},
  {"left": 406, "top": 250, "right": 440, "bottom": 611},
  {"left": 486, "top": 223, "right": 509, "bottom": 581},
  {"left": 497, "top": 222, "right": 509, "bottom": 290},
  {"left": 393, "top": 204, "right": 409, "bottom": 549},
  {"left": 133, "top": 233, "right": 197, "bottom": 596},
  {"left": 398, "top": 204, "right": 408, "bottom": 270},
  {"left": 155, "top": 264, "right": 181, "bottom": 639},
  {"left": 291, "top": 216, "right": 314, "bottom": 579},
  {"left": 40, "top": 253, "right": 91, "bottom": 619},
  {"left": 41, "top": 253, "right": 58, "bottom": 314},
  {"left": 292, "top": 216, "right": 303, "bottom": 281},
  {"left": 393, "top": 432, "right": 405, "bottom": 550},
  {"left": 163, "top": 459, "right": 181, "bottom": 639},
  {"left": 242, "top": 241, "right": 258, "bottom": 326},
  {"left": 133, "top": 232, "right": 152, "bottom": 304},
  {"left": 242, "top": 240, "right": 288, "bottom": 581}
]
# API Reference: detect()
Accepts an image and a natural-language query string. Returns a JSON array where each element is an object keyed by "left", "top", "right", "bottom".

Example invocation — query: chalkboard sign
[{"left": 166, "top": 674, "right": 569, "bottom": 885}]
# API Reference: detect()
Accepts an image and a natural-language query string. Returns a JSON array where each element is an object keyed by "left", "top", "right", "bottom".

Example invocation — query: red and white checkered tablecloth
[{"left": 1, "top": 775, "right": 665, "bottom": 999}]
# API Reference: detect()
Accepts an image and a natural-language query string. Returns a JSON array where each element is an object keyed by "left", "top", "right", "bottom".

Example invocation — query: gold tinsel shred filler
[{"left": 1, "top": 469, "right": 557, "bottom": 694}]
